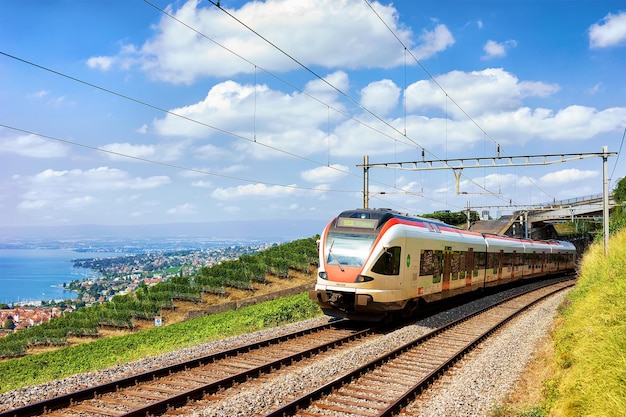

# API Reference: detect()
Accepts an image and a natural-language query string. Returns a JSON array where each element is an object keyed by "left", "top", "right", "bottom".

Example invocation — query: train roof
[{"left": 335, "top": 208, "right": 454, "bottom": 231}]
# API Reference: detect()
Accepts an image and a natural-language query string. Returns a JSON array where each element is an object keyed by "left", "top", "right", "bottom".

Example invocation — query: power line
[
  {"left": 201, "top": 0, "right": 507, "bottom": 205},
  {"left": 610, "top": 127, "right": 625, "bottom": 183},
  {"left": 0, "top": 123, "right": 354, "bottom": 194},
  {"left": 202, "top": 0, "right": 426, "bottom": 150},
  {"left": 1, "top": 49, "right": 437, "bottom": 212},
  {"left": 362, "top": 0, "right": 556, "bottom": 204},
  {"left": 143, "top": 0, "right": 421, "bottom": 153}
]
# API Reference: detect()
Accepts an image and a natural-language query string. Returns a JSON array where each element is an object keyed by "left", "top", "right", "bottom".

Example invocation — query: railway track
[
  {"left": 264, "top": 279, "right": 574, "bottom": 417},
  {"left": 0, "top": 321, "right": 377, "bottom": 417},
  {"left": 2, "top": 278, "right": 574, "bottom": 417}
]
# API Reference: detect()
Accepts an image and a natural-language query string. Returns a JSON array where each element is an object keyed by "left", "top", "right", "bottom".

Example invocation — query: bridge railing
[{"left": 533, "top": 193, "right": 609, "bottom": 209}]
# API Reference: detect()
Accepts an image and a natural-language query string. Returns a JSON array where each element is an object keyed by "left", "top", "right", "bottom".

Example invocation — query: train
[{"left": 309, "top": 208, "right": 577, "bottom": 321}]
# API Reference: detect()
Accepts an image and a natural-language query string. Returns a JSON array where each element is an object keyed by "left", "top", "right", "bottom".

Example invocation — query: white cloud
[
  {"left": 194, "top": 143, "right": 234, "bottom": 160},
  {"left": 360, "top": 79, "right": 400, "bottom": 116},
  {"left": 482, "top": 39, "right": 517, "bottom": 59},
  {"left": 304, "top": 71, "right": 350, "bottom": 101},
  {"left": 413, "top": 23, "right": 455, "bottom": 60},
  {"left": 15, "top": 167, "right": 171, "bottom": 212},
  {"left": 539, "top": 169, "right": 598, "bottom": 185},
  {"left": 101, "top": 141, "right": 187, "bottom": 162},
  {"left": 74, "top": 167, "right": 170, "bottom": 190},
  {"left": 88, "top": 0, "right": 452, "bottom": 84},
  {"left": 101, "top": 143, "right": 156, "bottom": 159},
  {"left": 191, "top": 180, "right": 213, "bottom": 188},
  {"left": 29, "top": 90, "right": 49, "bottom": 99},
  {"left": 211, "top": 183, "right": 299, "bottom": 200},
  {"left": 486, "top": 105, "right": 626, "bottom": 142},
  {"left": 86, "top": 55, "right": 116, "bottom": 71},
  {"left": 166, "top": 203, "right": 197, "bottom": 215},
  {"left": 0, "top": 133, "right": 69, "bottom": 158},
  {"left": 459, "top": 173, "right": 521, "bottom": 191},
  {"left": 153, "top": 79, "right": 333, "bottom": 158},
  {"left": 588, "top": 83, "right": 603, "bottom": 95},
  {"left": 406, "top": 68, "right": 560, "bottom": 117},
  {"left": 300, "top": 164, "right": 349, "bottom": 183},
  {"left": 589, "top": 12, "right": 626, "bottom": 48}
]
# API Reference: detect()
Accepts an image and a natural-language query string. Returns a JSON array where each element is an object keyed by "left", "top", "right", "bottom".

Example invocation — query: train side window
[
  {"left": 419, "top": 250, "right": 435, "bottom": 276},
  {"left": 433, "top": 251, "right": 443, "bottom": 283},
  {"left": 503, "top": 252, "right": 513, "bottom": 270},
  {"left": 451, "top": 251, "right": 461, "bottom": 280},
  {"left": 372, "top": 246, "right": 401, "bottom": 275},
  {"left": 475, "top": 252, "right": 486, "bottom": 276},
  {"left": 487, "top": 252, "right": 499, "bottom": 273},
  {"left": 524, "top": 253, "right": 533, "bottom": 268},
  {"left": 459, "top": 251, "right": 467, "bottom": 279}
]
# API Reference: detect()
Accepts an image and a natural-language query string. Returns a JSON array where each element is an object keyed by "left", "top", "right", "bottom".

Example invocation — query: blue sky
[{"left": 1, "top": 0, "right": 625, "bottom": 229}]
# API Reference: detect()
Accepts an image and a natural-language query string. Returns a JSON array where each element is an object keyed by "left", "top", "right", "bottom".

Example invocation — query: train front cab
[{"left": 311, "top": 211, "right": 410, "bottom": 320}]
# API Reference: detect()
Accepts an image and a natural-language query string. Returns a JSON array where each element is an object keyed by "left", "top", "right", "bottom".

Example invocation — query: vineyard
[{"left": 0, "top": 237, "right": 318, "bottom": 359}]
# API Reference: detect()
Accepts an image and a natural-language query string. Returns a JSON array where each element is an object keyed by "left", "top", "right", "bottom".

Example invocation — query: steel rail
[
  {"left": 0, "top": 320, "right": 370, "bottom": 417},
  {"left": 264, "top": 277, "right": 575, "bottom": 417}
]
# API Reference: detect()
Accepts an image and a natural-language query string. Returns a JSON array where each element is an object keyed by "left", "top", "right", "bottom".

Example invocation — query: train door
[
  {"left": 511, "top": 252, "right": 517, "bottom": 279},
  {"left": 465, "top": 249, "right": 473, "bottom": 287},
  {"left": 497, "top": 250, "right": 503, "bottom": 280},
  {"left": 442, "top": 249, "right": 452, "bottom": 291}
]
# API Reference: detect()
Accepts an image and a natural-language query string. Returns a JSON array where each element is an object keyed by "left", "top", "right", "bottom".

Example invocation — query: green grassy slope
[
  {"left": 0, "top": 292, "right": 321, "bottom": 393},
  {"left": 549, "top": 229, "right": 626, "bottom": 417}
]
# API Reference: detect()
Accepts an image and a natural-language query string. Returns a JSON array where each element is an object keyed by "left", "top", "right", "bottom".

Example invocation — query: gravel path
[{"left": 0, "top": 279, "right": 569, "bottom": 416}]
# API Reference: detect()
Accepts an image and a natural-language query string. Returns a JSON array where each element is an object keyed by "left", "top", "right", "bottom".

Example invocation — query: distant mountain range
[{"left": 0, "top": 219, "right": 327, "bottom": 244}]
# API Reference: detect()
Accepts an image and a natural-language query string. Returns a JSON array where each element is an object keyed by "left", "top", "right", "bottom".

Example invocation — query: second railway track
[
  {"left": 1, "top": 277, "right": 575, "bottom": 417},
  {"left": 0, "top": 322, "right": 378, "bottom": 417}
]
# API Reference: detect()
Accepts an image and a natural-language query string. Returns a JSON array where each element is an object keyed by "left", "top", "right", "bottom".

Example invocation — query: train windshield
[{"left": 325, "top": 232, "right": 377, "bottom": 268}]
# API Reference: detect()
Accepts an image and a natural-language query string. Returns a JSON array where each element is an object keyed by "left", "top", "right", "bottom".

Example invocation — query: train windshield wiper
[{"left": 328, "top": 239, "right": 345, "bottom": 272}]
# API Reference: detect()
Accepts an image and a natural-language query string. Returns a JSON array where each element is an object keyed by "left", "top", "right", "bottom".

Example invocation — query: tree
[
  {"left": 613, "top": 177, "right": 626, "bottom": 205},
  {"left": 3, "top": 316, "right": 15, "bottom": 331},
  {"left": 422, "top": 210, "right": 479, "bottom": 226},
  {"left": 170, "top": 275, "right": 190, "bottom": 286}
]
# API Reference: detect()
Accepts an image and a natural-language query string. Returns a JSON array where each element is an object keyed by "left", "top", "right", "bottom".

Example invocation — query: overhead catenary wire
[
  {"left": 1, "top": 0, "right": 530, "bottom": 215},
  {"left": 143, "top": 0, "right": 418, "bottom": 153},
  {"left": 141, "top": 0, "right": 482, "bottom": 210},
  {"left": 362, "top": 0, "right": 557, "bottom": 205},
  {"left": 200, "top": 0, "right": 507, "bottom": 206},
  {"left": 142, "top": 0, "right": 472, "bottom": 210},
  {"left": 610, "top": 127, "right": 625, "bottom": 184},
  {"left": 0, "top": 51, "right": 431, "bottom": 204},
  {"left": 0, "top": 123, "right": 352, "bottom": 194}
]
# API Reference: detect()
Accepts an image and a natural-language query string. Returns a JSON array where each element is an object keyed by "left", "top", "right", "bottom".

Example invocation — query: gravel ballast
[{"left": 0, "top": 279, "right": 570, "bottom": 416}]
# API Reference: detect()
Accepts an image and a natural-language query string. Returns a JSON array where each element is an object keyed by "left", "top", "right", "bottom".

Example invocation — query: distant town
[
  {"left": 0, "top": 240, "right": 281, "bottom": 335},
  {"left": 66, "top": 243, "right": 277, "bottom": 303}
]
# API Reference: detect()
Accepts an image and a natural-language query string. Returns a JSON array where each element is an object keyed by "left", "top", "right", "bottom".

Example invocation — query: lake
[{"left": 0, "top": 249, "right": 116, "bottom": 305}]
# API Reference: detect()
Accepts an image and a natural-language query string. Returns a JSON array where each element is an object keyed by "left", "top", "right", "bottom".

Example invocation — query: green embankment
[
  {"left": 491, "top": 229, "right": 626, "bottom": 417},
  {"left": 0, "top": 292, "right": 321, "bottom": 394},
  {"left": 548, "top": 229, "right": 626, "bottom": 417}
]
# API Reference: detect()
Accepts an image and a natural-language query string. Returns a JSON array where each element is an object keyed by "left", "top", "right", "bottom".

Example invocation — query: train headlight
[
  {"left": 355, "top": 275, "right": 374, "bottom": 283},
  {"left": 318, "top": 271, "right": 328, "bottom": 280}
]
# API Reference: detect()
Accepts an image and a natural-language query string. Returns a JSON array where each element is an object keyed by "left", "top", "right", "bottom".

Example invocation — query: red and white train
[{"left": 310, "top": 208, "right": 577, "bottom": 321}]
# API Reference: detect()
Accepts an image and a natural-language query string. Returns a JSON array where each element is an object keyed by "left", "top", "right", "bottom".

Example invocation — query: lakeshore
[
  {"left": 0, "top": 249, "right": 102, "bottom": 306},
  {"left": 0, "top": 242, "right": 279, "bottom": 307}
]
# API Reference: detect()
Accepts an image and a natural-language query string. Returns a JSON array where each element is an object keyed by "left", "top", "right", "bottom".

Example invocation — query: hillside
[{"left": 1, "top": 237, "right": 319, "bottom": 359}]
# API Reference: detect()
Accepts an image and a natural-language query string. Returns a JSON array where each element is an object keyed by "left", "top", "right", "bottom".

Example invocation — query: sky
[{"left": 1, "top": 0, "right": 625, "bottom": 232}]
